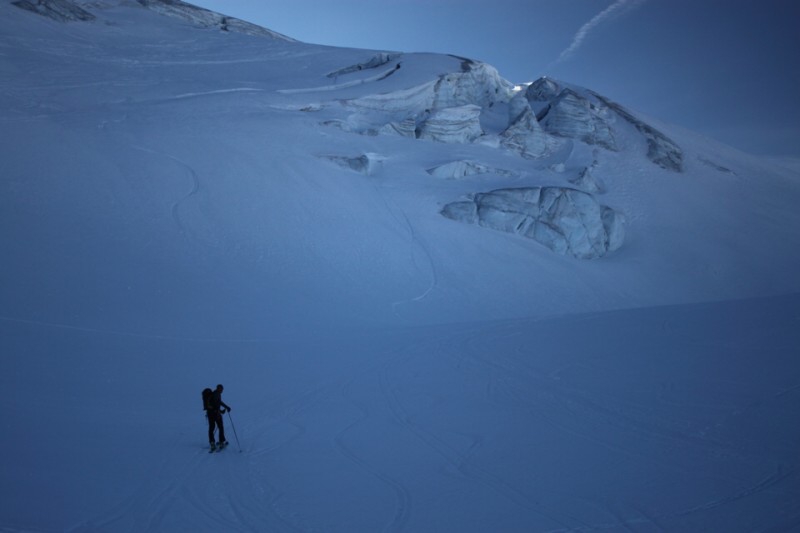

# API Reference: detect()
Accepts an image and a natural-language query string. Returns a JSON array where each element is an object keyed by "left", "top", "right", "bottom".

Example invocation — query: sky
[{"left": 189, "top": 0, "right": 800, "bottom": 158}]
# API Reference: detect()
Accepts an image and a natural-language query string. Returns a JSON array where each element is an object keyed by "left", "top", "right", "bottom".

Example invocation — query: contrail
[{"left": 554, "top": 0, "right": 647, "bottom": 65}]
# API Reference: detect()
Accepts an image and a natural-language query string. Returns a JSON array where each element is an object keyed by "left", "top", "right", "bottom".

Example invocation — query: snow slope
[
  {"left": 1, "top": 1, "right": 799, "bottom": 531},
  {"left": 3, "top": 295, "right": 799, "bottom": 531}
]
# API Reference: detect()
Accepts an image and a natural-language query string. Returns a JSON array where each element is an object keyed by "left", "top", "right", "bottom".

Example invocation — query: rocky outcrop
[{"left": 442, "top": 187, "right": 625, "bottom": 259}]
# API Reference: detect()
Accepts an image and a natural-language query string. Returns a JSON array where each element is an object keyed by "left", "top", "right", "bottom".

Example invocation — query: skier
[{"left": 205, "top": 384, "right": 231, "bottom": 451}]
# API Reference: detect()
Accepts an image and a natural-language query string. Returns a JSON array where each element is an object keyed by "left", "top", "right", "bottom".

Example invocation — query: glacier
[{"left": 2, "top": 1, "right": 800, "bottom": 531}]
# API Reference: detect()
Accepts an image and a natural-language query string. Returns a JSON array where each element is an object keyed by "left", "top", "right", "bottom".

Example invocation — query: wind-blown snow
[{"left": 1, "top": 1, "right": 799, "bottom": 531}]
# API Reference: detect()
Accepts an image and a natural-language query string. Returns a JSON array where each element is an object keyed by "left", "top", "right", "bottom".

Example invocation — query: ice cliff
[
  {"left": 528, "top": 77, "right": 684, "bottom": 171},
  {"left": 442, "top": 187, "right": 625, "bottom": 259}
]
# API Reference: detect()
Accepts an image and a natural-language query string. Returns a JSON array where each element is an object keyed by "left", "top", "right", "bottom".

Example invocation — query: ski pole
[{"left": 227, "top": 411, "right": 242, "bottom": 452}]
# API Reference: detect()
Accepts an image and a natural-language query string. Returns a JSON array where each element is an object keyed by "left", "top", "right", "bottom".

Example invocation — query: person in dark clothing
[{"left": 205, "top": 384, "right": 231, "bottom": 449}]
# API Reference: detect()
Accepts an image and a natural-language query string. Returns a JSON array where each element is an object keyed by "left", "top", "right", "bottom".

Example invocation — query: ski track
[
  {"left": 69, "top": 415, "right": 290, "bottom": 532},
  {"left": 673, "top": 464, "right": 794, "bottom": 518},
  {"left": 255, "top": 385, "right": 336, "bottom": 454},
  {"left": 462, "top": 324, "right": 739, "bottom": 463},
  {"left": 131, "top": 145, "right": 200, "bottom": 240},
  {"left": 256, "top": 345, "right": 417, "bottom": 531},
  {"left": 369, "top": 184, "right": 438, "bottom": 318},
  {"left": 446, "top": 323, "right": 797, "bottom": 531},
  {"left": 15, "top": 309, "right": 797, "bottom": 532},
  {"left": 70, "top": 431, "right": 207, "bottom": 532},
  {"left": 333, "top": 377, "right": 413, "bottom": 532},
  {"left": 377, "top": 329, "right": 590, "bottom": 530}
]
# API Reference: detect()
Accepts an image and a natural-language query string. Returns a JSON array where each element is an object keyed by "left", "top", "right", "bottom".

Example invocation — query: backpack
[{"left": 202, "top": 387, "right": 213, "bottom": 411}]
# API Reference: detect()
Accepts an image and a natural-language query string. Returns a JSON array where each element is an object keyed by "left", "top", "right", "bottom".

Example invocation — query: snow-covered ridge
[
  {"left": 11, "top": 0, "right": 297, "bottom": 40},
  {"left": 135, "top": 0, "right": 296, "bottom": 40},
  {"left": 326, "top": 64, "right": 681, "bottom": 174},
  {"left": 326, "top": 52, "right": 400, "bottom": 78},
  {"left": 593, "top": 92, "right": 684, "bottom": 172},
  {"left": 344, "top": 60, "right": 510, "bottom": 111},
  {"left": 528, "top": 77, "right": 684, "bottom": 171},
  {"left": 12, "top": 0, "right": 95, "bottom": 21}
]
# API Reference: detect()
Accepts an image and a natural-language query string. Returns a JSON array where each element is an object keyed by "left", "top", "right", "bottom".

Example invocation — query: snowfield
[{"left": 1, "top": 1, "right": 799, "bottom": 531}]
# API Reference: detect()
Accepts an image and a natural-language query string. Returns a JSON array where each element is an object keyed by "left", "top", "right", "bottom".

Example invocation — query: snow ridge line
[{"left": 276, "top": 64, "right": 400, "bottom": 94}]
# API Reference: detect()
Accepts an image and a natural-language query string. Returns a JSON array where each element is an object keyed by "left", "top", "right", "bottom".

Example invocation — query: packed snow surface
[{"left": 1, "top": 1, "right": 799, "bottom": 531}]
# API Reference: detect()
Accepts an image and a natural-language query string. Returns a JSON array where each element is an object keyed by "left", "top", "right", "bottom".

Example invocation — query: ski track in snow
[
  {"left": 4, "top": 298, "right": 799, "bottom": 532},
  {"left": 175, "top": 317, "right": 800, "bottom": 530},
  {"left": 451, "top": 323, "right": 798, "bottom": 531},
  {"left": 333, "top": 376, "right": 413, "bottom": 532},
  {"left": 368, "top": 184, "right": 439, "bottom": 319},
  {"left": 71, "top": 418, "right": 297, "bottom": 532},
  {"left": 377, "top": 329, "right": 594, "bottom": 530},
  {"left": 4, "top": 3, "right": 800, "bottom": 530},
  {"left": 131, "top": 145, "right": 200, "bottom": 240},
  {"left": 169, "top": 88, "right": 266, "bottom": 100},
  {"left": 355, "top": 318, "right": 799, "bottom": 532}
]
